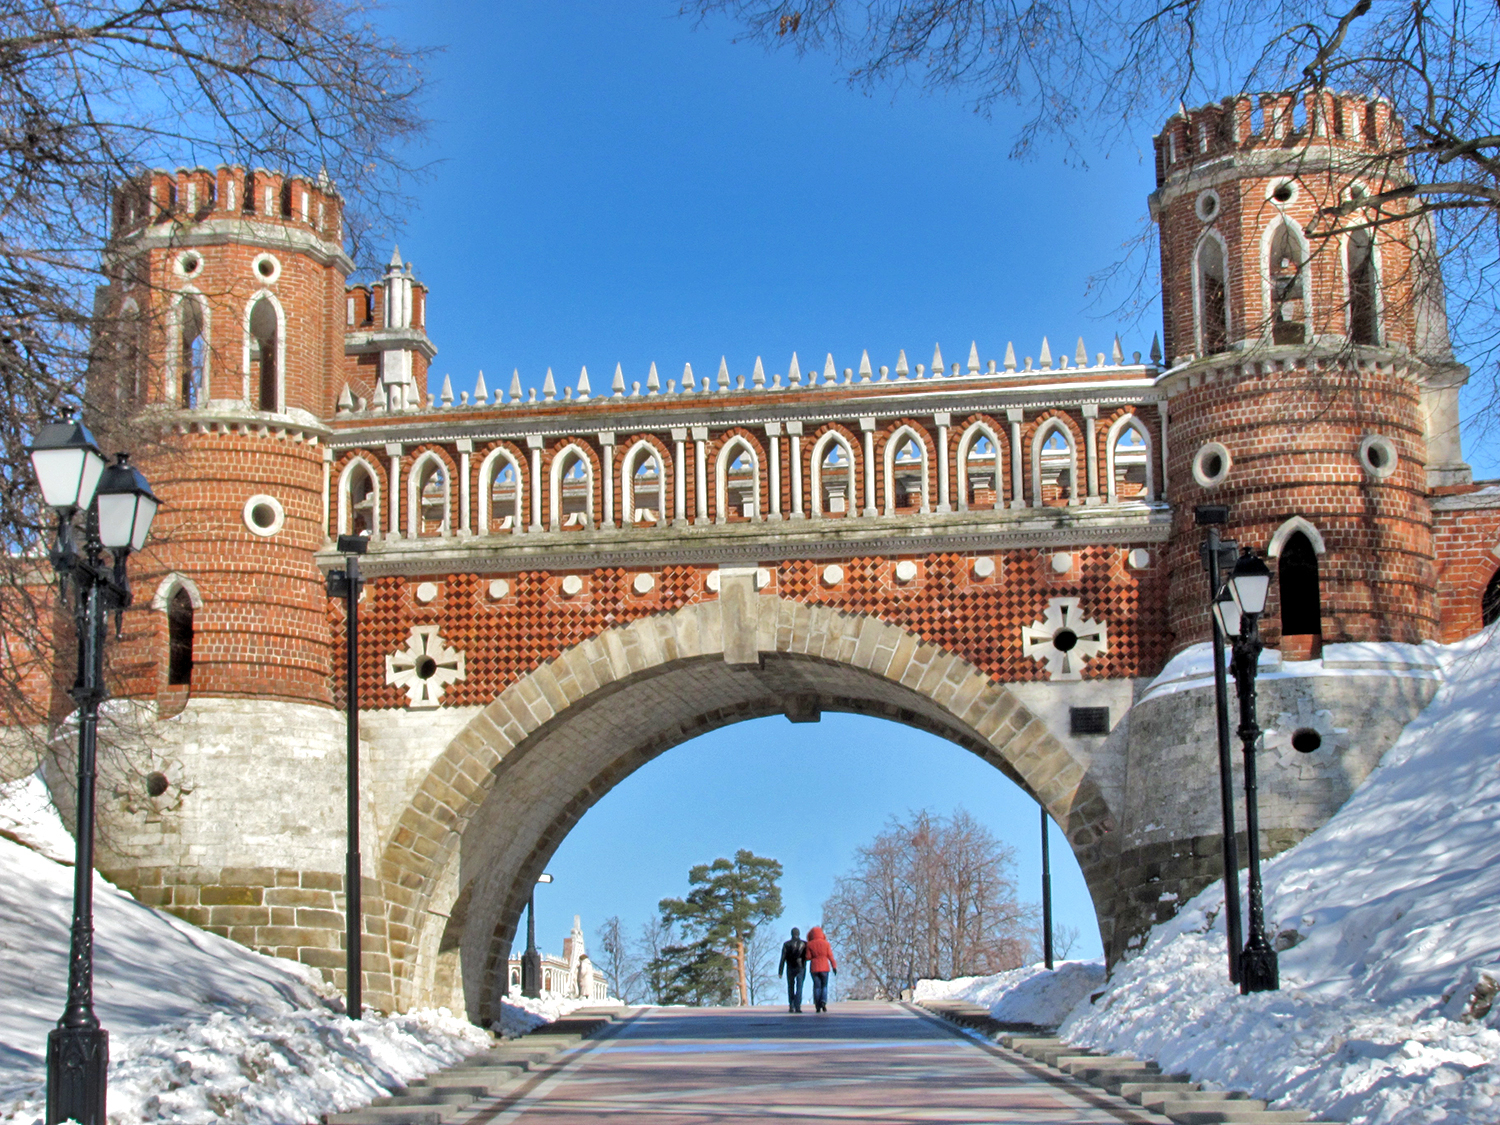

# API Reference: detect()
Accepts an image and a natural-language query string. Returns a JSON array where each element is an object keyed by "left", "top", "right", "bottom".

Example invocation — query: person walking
[
  {"left": 777, "top": 927, "right": 809, "bottom": 1012},
  {"left": 805, "top": 925, "right": 837, "bottom": 1013}
]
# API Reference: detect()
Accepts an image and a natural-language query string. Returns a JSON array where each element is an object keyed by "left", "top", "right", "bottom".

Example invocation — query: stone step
[
  {"left": 1072, "top": 1060, "right": 1162, "bottom": 1082},
  {"left": 999, "top": 1035, "right": 1065, "bottom": 1050},
  {"left": 1113, "top": 1078, "right": 1200, "bottom": 1099},
  {"left": 1143, "top": 1090, "right": 1261, "bottom": 1111},
  {"left": 1164, "top": 1111, "right": 1317, "bottom": 1125},
  {"left": 324, "top": 1107, "right": 449, "bottom": 1125},
  {"left": 1057, "top": 1053, "right": 1134, "bottom": 1074},
  {"left": 409, "top": 1069, "right": 526, "bottom": 1089},
  {"left": 369, "top": 1093, "right": 476, "bottom": 1110},
  {"left": 396, "top": 1084, "right": 504, "bottom": 1099}
]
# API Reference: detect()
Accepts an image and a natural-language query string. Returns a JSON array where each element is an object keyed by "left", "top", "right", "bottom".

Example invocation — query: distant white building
[{"left": 507, "top": 915, "right": 611, "bottom": 1001}]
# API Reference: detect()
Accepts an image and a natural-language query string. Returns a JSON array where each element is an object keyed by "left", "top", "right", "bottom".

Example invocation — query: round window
[
  {"left": 1291, "top": 728, "right": 1323, "bottom": 754},
  {"left": 251, "top": 253, "right": 281, "bottom": 283},
  {"left": 145, "top": 771, "right": 170, "bottom": 797},
  {"left": 1192, "top": 442, "right": 1233, "bottom": 489},
  {"left": 175, "top": 251, "right": 202, "bottom": 278},
  {"left": 242, "top": 493, "right": 286, "bottom": 537},
  {"left": 1359, "top": 435, "right": 1397, "bottom": 480},
  {"left": 1270, "top": 179, "right": 1296, "bottom": 205},
  {"left": 1195, "top": 190, "right": 1221, "bottom": 223}
]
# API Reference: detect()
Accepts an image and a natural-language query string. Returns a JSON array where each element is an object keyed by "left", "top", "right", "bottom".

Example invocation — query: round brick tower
[
  {"left": 1153, "top": 90, "right": 1467, "bottom": 655},
  {"left": 75, "top": 167, "right": 359, "bottom": 987}
]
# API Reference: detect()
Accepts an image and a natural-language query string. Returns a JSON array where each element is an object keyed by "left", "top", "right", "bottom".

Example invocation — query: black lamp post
[
  {"left": 1195, "top": 504, "right": 1244, "bottom": 985},
  {"left": 1040, "top": 804, "right": 1054, "bottom": 970},
  {"left": 521, "top": 872, "right": 553, "bottom": 998},
  {"left": 326, "top": 533, "right": 368, "bottom": 1018},
  {"left": 1213, "top": 548, "right": 1279, "bottom": 994},
  {"left": 29, "top": 422, "right": 159, "bottom": 1125}
]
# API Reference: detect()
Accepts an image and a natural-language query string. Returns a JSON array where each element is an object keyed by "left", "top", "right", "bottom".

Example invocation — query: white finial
[
  {"left": 967, "top": 341, "right": 980, "bottom": 374},
  {"left": 823, "top": 354, "right": 836, "bottom": 384},
  {"left": 931, "top": 344, "right": 944, "bottom": 378},
  {"left": 682, "top": 362, "right": 695, "bottom": 393},
  {"left": 509, "top": 369, "right": 522, "bottom": 403},
  {"left": 718, "top": 356, "right": 730, "bottom": 391},
  {"left": 752, "top": 356, "right": 765, "bottom": 388},
  {"left": 631, "top": 381, "right": 640, "bottom": 396},
  {"left": 858, "top": 350, "right": 873, "bottom": 382},
  {"left": 788, "top": 352, "right": 802, "bottom": 386},
  {"left": 1039, "top": 337, "right": 1053, "bottom": 370},
  {"left": 612, "top": 363, "right": 625, "bottom": 397},
  {"left": 337, "top": 384, "right": 354, "bottom": 412},
  {"left": 474, "top": 370, "right": 488, "bottom": 405},
  {"left": 440, "top": 373, "right": 453, "bottom": 407},
  {"left": 543, "top": 368, "right": 556, "bottom": 401},
  {"left": 1004, "top": 342, "right": 1017, "bottom": 372},
  {"left": 388, "top": 243, "right": 403, "bottom": 268},
  {"left": 895, "top": 350, "right": 909, "bottom": 380},
  {"left": 1076, "top": 337, "right": 1088, "bottom": 367},
  {"left": 647, "top": 362, "right": 660, "bottom": 395},
  {"left": 576, "top": 366, "right": 590, "bottom": 400},
  {"left": 460, "top": 391, "right": 469, "bottom": 405},
  {"left": 1112, "top": 335, "right": 1125, "bottom": 364}
]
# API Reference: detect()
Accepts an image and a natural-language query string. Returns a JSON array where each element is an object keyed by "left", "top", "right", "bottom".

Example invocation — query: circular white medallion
[
  {"left": 894, "top": 560, "right": 919, "bottom": 583},
  {"left": 1050, "top": 552, "right": 1073, "bottom": 574},
  {"left": 633, "top": 573, "right": 656, "bottom": 595},
  {"left": 1127, "top": 548, "right": 1151, "bottom": 570},
  {"left": 822, "top": 564, "right": 844, "bottom": 587},
  {"left": 488, "top": 578, "right": 510, "bottom": 600},
  {"left": 706, "top": 571, "right": 721, "bottom": 592},
  {"left": 415, "top": 581, "right": 439, "bottom": 603},
  {"left": 242, "top": 494, "right": 285, "bottom": 537},
  {"left": 972, "top": 556, "right": 996, "bottom": 579},
  {"left": 561, "top": 574, "right": 584, "bottom": 596}
]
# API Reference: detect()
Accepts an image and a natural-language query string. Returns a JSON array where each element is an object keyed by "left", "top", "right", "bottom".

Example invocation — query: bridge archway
[{"left": 376, "top": 588, "right": 1118, "bottom": 1021}]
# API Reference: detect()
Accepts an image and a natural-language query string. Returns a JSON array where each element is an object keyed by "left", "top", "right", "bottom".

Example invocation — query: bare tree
[
  {"left": 743, "top": 923, "right": 780, "bottom": 1004},
  {"left": 595, "top": 915, "right": 642, "bottom": 1003},
  {"left": 1052, "top": 923, "right": 1081, "bottom": 961},
  {"left": 824, "top": 808, "right": 1034, "bottom": 1000},
  {"left": 636, "top": 915, "right": 679, "bottom": 1004},
  {"left": 0, "top": 0, "right": 428, "bottom": 780},
  {"left": 687, "top": 0, "right": 1500, "bottom": 428}
]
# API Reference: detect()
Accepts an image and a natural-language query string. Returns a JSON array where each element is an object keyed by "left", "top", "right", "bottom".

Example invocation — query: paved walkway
[{"left": 471, "top": 1002, "right": 1167, "bottom": 1123}]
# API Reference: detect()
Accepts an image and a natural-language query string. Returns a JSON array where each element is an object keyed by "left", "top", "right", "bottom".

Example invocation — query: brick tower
[{"left": 1152, "top": 91, "right": 1470, "bottom": 656}]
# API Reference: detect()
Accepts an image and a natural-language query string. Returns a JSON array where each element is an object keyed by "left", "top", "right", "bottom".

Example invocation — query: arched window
[
  {"left": 1031, "top": 421, "right": 1078, "bottom": 507},
  {"left": 340, "top": 459, "right": 379, "bottom": 538},
  {"left": 957, "top": 427, "right": 1000, "bottom": 510},
  {"left": 178, "top": 297, "right": 205, "bottom": 408},
  {"left": 1197, "top": 236, "right": 1229, "bottom": 354},
  {"left": 1483, "top": 568, "right": 1500, "bottom": 628},
  {"left": 884, "top": 429, "right": 928, "bottom": 513},
  {"left": 1107, "top": 417, "right": 1153, "bottom": 503},
  {"left": 623, "top": 444, "right": 663, "bottom": 525},
  {"left": 551, "top": 446, "right": 593, "bottom": 530},
  {"left": 812, "top": 435, "right": 853, "bottom": 517},
  {"left": 1269, "top": 222, "right": 1308, "bottom": 345},
  {"left": 248, "top": 296, "right": 279, "bottom": 411},
  {"left": 407, "top": 454, "right": 449, "bottom": 538},
  {"left": 1278, "top": 531, "right": 1322, "bottom": 637},
  {"left": 489, "top": 459, "right": 520, "bottom": 532},
  {"left": 114, "top": 300, "right": 142, "bottom": 408},
  {"left": 167, "top": 588, "right": 194, "bottom": 685},
  {"left": 1348, "top": 228, "right": 1379, "bottom": 345},
  {"left": 716, "top": 438, "right": 760, "bottom": 522}
]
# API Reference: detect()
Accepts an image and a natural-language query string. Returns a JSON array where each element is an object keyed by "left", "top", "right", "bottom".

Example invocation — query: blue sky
[{"left": 368, "top": 2, "right": 1496, "bottom": 976}]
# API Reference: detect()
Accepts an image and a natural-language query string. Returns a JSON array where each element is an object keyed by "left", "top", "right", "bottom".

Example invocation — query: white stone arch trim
[
  {"left": 620, "top": 439, "right": 666, "bottom": 526},
  {"left": 1103, "top": 413, "right": 1156, "bottom": 504},
  {"left": 882, "top": 424, "right": 931, "bottom": 514},
  {"left": 171, "top": 287, "right": 210, "bottom": 405},
  {"left": 1030, "top": 416, "right": 1080, "bottom": 507},
  {"left": 713, "top": 434, "right": 762, "bottom": 523},
  {"left": 406, "top": 450, "right": 453, "bottom": 538},
  {"left": 151, "top": 572, "right": 204, "bottom": 611},
  {"left": 955, "top": 421, "right": 1003, "bottom": 512},
  {"left": 1340, "top": 223, "right": 1386, "bottom": 344},
  {"left": 809, "top": 429, "right": 856, "bottom": 518},
  {"left": 337, "top": 454, "right": 382, "bottom": 539},
  {"left": 1267, "top": 515, "right": 1327, "bottom": 558},
  {"left": 241, "top": 287, "right": 287, "bottom": 411},
  {"left": 1192, "top": 227, "right": 1232, "bottom": 353},
  {"left": 378, "top": 595, "right": 1113, "bottom": 1018},
  {"left": 548, "top": 441, "right": 595, "bottom": 531},
  {"left": 1260, "top": 216, "right": 1314, "bottom": 341},
  {"left": 478, "top": 446, "right": 524, "bottom": 533}
]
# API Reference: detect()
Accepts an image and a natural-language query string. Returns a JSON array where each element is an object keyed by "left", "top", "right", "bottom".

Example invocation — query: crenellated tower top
[{"left": 112, "top": 165, "right": 345, "bottom": 249}]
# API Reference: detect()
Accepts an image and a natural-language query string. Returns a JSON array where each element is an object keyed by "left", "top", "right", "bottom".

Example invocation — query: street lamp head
[
  {"left": 1212, "top": 584, "right": 1242, "bottom": 639},
  {"left": 536, "top": 873, "right": 554, "bottom": 884},
  {"left": 94, "top": 454, "right": 159, "bottom": 552},
  {"left": 28, "top": 421, "right": 105, "bottom": 514},
  {"left": 1228, "top": 550, "right": 1272, "bottom": 616}
]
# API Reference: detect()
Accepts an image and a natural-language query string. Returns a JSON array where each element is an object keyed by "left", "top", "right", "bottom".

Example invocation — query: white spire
[
  {"left": 752, "top": 356, "right": 765, "bottom": 388},
  {"left": 1004, "top": 342, "right": 1017, "bottom": 372},
  {"left": 440, "top": 373, "right": 453, "bottom": 407},
  {"left": 895, "top": 350, "right": 909, "bottom": 380},
  {"left": 1076, "top": 337, "right": 1088, "bottom": 367},
  {"left": 543, "top": 368, "right": 556, "bottom": 401},
  {"left": 823, "top": 353, "right": 836, "bottom": 384},
  {"left": 337, "top": 383, "right": 354, "bottom": 412},
  {"left": 718, "top": 356, "right": 730, "bottom": 391},
  {"left": 612, "top": 363, "right": 625, "bottom": 397},
  {"left": 788, "top": 352, "right": 802, "bottom": 385},
  {"left": 967, "top": 341, "right": 980, "bottom": 374},
  {"left": 1039, "top": 337, "right": 1053, "bottom": 370},
  {"left": 682, "top": 362, "right": 695, "bottom": 393},
  {"left": 647, "top": 362, "right": 660, "bottom": 395},
  {"left": 509, "top": 369, "right": 522, "bottom": 403},
  {"left": 931, "top": 343, "right": 944, "bottom": 378},
  {"left": 473, "top": 370, "right": 488, "bottom": 405},
  {"left": 858, "top": 350, "right": 873, "bottom": 382},
  {"left": 576, "top": 366, "right": 590, "bottom": 400},
  {"left": 1112, "top": 335, "right": 1124, "bottom": 364},
  {"left": 388, "top": 243, "right": 403, "bottom": 268}
]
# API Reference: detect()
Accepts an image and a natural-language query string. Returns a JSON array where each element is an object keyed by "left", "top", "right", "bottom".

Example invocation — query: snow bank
[
  {"left": 0, "top": 778, "right": 491, "bottom": 1125},
  {"left": 1064, "top": 627, "right": 1500, "bottom": 1125},
  {"left": 493, "top": 994, "right": 600, "bottom": 1039},
  {"left": 915, "top": 960, "right": 1106, "bottom": 1027}
]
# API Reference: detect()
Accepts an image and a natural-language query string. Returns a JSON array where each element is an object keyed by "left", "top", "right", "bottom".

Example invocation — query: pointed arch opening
[
  {"left": 1483, "top": 567, "right": 1500, "bottom": 628},
  {"left": 621, "top": 441, "right": 664, "bottom": 526},
  {"left": 956, "top": 425, "right": 1001, "bottom": 511},
  {"left": 1348, "top": 227, "right": 1380, "bottom": 345},
  {"left": 176, "top": 293, "right": 206, "bottom": 409},
  {"left": 1031, "top": 419, "right": 1078, "bottom": 508},
  {"left": 811, "top": 432, "right": 854, "bottom": 517},
  {"left": 407, "top": 453, "right": 451, "bottom": 538},
  {"left": 481, "top": 449, "right": 523, "bottom": 534},
  {"left": 167, "top": 587, "right": 195, "bottom": 686},
  {"left": 715, "top": 437, "right": 761, "bottom": 523},
  {"left": 1268, "top": 221, "right": 1309, "bottom": 345},
  {"left": 248, "top": 294, "right": 281, "bottom": 412},
  {"left": 1196, "top": 233, "right": 1229, "bottom": 354},
  {"left": 338, "top": 457, "right": 381, "bottom": 539},
  {"left": 1278, "top": 531, "right": 1323, "bottom": 638},
  {"left": 1105, "top": 416, "right": 1154, "bottom": 504},
  {"left": 883, "top": 427, "right": 929, "bottom": 514},
  {"left": 549, "top": 445, "right": 594, "bottom": 531}
]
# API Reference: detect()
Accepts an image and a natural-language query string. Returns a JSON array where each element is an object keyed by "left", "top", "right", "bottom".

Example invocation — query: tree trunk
[{"left": 735, "top": 938, "right": 748, "bottom": 1005}]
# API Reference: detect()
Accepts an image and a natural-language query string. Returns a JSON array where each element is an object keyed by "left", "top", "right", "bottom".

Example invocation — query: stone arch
[
  {"left": 1267, "top": 515, "right": 1327, "bottom": 558},
  {"left": 1263, "top": 217, "right": 1313, "bottom": 344},
  {"left": 476, "top": 442, "right": 526, "bottom": 534},
  {"left": 713, "top": 430, "right": 763, "bottom": 523},
  {"left": 808, "top": 426, "right": 858, "bottom": 518},
  {"left": 172, "top": 288, "right": 209, "bottom": 408},
  {"left": 242, "top": 289, "right": 286, "bottom": 412},
  {"left": 1103, "top": 413, "right": 1155, "bottom": 504},
  {"left": 618, "top": 436, "right": 670, "bottom": 527},
  {"left": 1194, "top": 228, "right": 1231, "bottom": 354},
  {"left": 152, "top": 571, "right": 204, "bottom": 611},
  {"left": 882, "top": 423, "right": 932, "bottom": 515},
  {"left": 1029, "top": 414, "right": 1081, "bottom": 508},
  {"left": 954, "top": 417, "right": 1006, "bottom": 511},
  {"left": 406, "top": 448, "right": 454, "bottom": 538},
  {"left": 336, "top": 454, "right": 382, "bottom": 539},
  {"left": 548, "top": 440, "right": 597, "bottom": 531},
  {"left": 374, "top": 595, "right": 1118, "bottom": 1021}
]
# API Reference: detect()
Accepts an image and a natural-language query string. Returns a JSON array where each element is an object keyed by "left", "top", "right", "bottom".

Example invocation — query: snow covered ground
[
  {"left": 0, "top": 774, "right": 492, "bottom": 1125},
  {"left": 914, "top": 960, "right": 1106, "bottom": 1027},
  {"left": 494, "top": 993, "right": 602, "bottom": 1039},
  {"left": 927, "top": 627, "right": 1500, "bottom": 1125}
]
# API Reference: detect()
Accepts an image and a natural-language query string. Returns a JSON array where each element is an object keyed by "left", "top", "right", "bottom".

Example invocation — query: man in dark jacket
[{"left": 777, "top": 927, "right": 808, "bottom": 1012}]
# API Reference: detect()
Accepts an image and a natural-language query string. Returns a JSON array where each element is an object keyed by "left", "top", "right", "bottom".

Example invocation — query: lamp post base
[
  {"left": 521, "top": 949, "right": 543, "bottom": 999},
  {"left": 46, "top": 1026, "right": 108, "bottom": 1125},
  {"left": 1239, "top": 943, "right": 1280, "bottom": 994}
]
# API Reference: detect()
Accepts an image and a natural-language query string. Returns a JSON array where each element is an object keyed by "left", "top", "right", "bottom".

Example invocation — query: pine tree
[{"left": 658, "top": 849, "right": 783, "bottom": 1005}]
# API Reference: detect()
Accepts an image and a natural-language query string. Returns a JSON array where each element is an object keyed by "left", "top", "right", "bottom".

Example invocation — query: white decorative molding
[
  {"left": 1267, "top": 516, "right": 1327, "bottom": 558},
  {"left": 385, "top": 626, "right": 466, "bottom": 709},
  {"left": 1021, "top": 598, "right": 1107, "bottom": 681}
]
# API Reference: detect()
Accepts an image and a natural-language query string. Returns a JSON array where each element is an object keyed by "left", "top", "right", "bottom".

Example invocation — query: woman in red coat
[{"left": 805, "top": 926, "right": 837, "bottom": 1012}]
